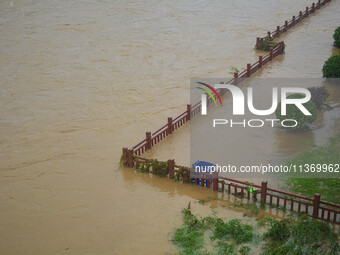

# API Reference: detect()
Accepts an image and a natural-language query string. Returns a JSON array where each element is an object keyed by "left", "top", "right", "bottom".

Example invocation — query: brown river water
[{"left": 0, "top": 0, "right": 339, "bottom": 254}]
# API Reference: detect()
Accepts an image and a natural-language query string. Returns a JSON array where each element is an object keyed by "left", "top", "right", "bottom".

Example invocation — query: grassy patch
[
  {"left": 172, "top": 209, "right": 339, "bottom": 255},
  {"left": 172, "top": 209, "right": 206, "bottom": 254},
  {"left": 261, "top": 216, "right": 339, "bottom": 255},
  {"left": 285, "top": 134, "right": 340, "bottom": 204},
  {"left": 172, "top": 209, "right": 255, "bottom": 255}
]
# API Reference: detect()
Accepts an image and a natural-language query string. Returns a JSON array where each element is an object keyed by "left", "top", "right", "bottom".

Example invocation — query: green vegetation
[
  {"left": 137, "top": 158, "right": 169, "bottom": 176},
  {"left": 229, "top": 66, "right": 240, "bottom": 76},
  {"left": 172, "top": 209, "right": 256, "bottom": 255},
  {"left": 261, "top": 216, "right": 339, "bottom": 255},
  {"left": 333, "top": 26, "right": 340, "bottom": 48},
  {"left": 285, "top": 134, "right": 340, "bottom": 204},
  {"left": 256, "top": 36, "right": 279, "bottom": 51},
  {"left": 172, "top": 209, "right": 339, "bottom": 255},
  {"left": 308, "top": 86, "right": 330, "bottom": 109},
  {"left": 134, "top": 158, "right": 190, "bottom": 182},
  {"left": 275, "top": 94, "right": 317, "bottom": 130},
  {"left": 322, "top": 54, "right": 340, "bottom": 78}
]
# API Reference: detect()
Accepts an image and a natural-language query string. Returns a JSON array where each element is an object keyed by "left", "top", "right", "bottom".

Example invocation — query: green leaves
[
  {"left": 172, "top": 208, "right": 339, "bottom": 255},
  {"left": 262, "top": 217, "right": 339, "bottom": 255},
  {"left": 322, "top": 54, "right": 340, "bottom": 78},
  {"left": 256, "top": 36, "right": 279, "bottom": 51},
  {"left": 333, "top": 26, "right": 340, "bottom": 48},
  {"left": 275, "top": 93, "right": 317, "bottom": 130},
  {"left": 172, "top": 209, "right": 255, "bottom": 255}
]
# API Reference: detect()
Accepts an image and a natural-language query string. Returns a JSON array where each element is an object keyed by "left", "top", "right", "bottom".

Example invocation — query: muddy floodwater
[{"left": 0, "top": 0, "right": 339, "bottom": 254}]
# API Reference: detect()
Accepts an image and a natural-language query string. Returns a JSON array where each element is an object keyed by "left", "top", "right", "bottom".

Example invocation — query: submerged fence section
[
  {"left": 130, "top": 41, "right": 285, "bottom": 157},
  {"left": 256, "top": 0, "right": 332, "bottom": 49},
  {"left": 123, "top": 156, "right": 340, "bottom": 227},
  {"left": 122, "top": 0, "right": 339, "bottom": 227}
]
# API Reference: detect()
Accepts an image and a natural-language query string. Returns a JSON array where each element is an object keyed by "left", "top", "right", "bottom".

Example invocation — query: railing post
[
  {"left": 285, "top": 20, "right": 288, "bottom": 30},
  {"left": 146, "top": 132, "right": 152, "bottom": 150},
  {"left": 292, "top": 16, "right": 295, "bottom": 25},
  {"left": 317, "top": 0, "right": 321, "bottom": 8},
  {"left": 306, "top": 6, "right": 309, "bottom": 16},
  {"left": 168, "top": 159, "right": 174, "bottom": 179},
  {"left": 313, "top": 193, "right": 321, "bottom": 219},
  {"left": 256, "top": 37, "right": 260, "bottom": 48},
  {"left": 167, "top": 117, "right": 173, "bottom": 135},
  {"left": 261, "top": 181, "right": 268, "bottom": 204},
  {"left": 122, "top": 147, "right": 128, "bottom": 166},
  {"left": 233, "top": 72, "right": 238, "bottom": 85},
  {"left": 299, "top": 11, "right": 303, "bottom": 20},
  {"left": 281, "top": 41, "right": 285, "bottom": 54},
  {"left": 259, "top": 55, "right": 263, "bottom": 68},
  {"left": 187, "top": 104, "right": 191, "bottom": 121},
  {"left": 267, "top": 31, "right": 271, "bottom": 38},
  {"left": 269, "top": 48, "right": 273, "bottom": 61},
  {"left": 312, "top": 3, "right": 315, "bottom": 12},
  {"left": 246, "top": 64, "right": 251, "bottom": 77},
  {"left": 213, "top": 178, "right": 218, "bottom": 191},
  {"left": 276, "top": 26, "right": 280, "bottom": 35},
  {"left": 128, "top": 149, "right": 134, "bottom": 168}
]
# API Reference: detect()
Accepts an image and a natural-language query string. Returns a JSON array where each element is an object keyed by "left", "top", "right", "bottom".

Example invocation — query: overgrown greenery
[
  {"left": 261, "top": 216, "right": 339, "bottom": 255},
  {"left": 275, "top": 94, "right": 317, "bottom": 130},
  {"left": 256, "top": 36, "right": 279, "bottom": 51},
  {"left": 229, "top": 66, "right": 240, "bottom": 76},
  {"left": 174, "top": 166, "right": 190, "bottom": 183},
  {"left": 333, "top": 26, "right": 340, "bottom": 48},
  {"left": 285, "top": 134, "right": 340, "bottom": 204},
  {"left": 172, "top": 209, "right": 339, "bottom": 255},
  {"left": 172, "top": 209, "right": 256, "bottom": 255},
  {"left": 322, "top": 54, "right": 340, "bottom": 78},
  {"left": 128, "top": 157, "right": 190, "bottom": 182},
  {"left": 307, "top": 86, "right": 330, "bottom": 109},
  {"left": 136, "top": 158, "right": 169, "bottom": 176}
]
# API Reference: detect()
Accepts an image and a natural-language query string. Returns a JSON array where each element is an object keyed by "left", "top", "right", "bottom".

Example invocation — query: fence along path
[
  {"left": 131, "top": 41, "right": 285, "bottom": 156},
  {"left": 256, "top": 0, "right": 332, "bottom": 49},
  {"left": 122, "top": 0, "right": 339, "bottom": 227}
]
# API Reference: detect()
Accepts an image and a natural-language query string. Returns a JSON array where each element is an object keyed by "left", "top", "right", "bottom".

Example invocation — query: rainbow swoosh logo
[{"left": 196, "top": 82, "right": 222, "bottom": 107}]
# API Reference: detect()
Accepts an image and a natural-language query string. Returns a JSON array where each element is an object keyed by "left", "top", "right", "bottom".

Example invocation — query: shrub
[
  {"left": 322, "top": 55, "right": 340, "bottom": 78},
  {"left": 333, "top": 26, "right": 340, "bottom": 48},
  {"left": 256, "top": 36, "right": 279, "bottom": 51},
  {"left": 307, "top": 86, "right": 329, "bottom": 109},
  {"left": 275, "top": 94, "right": 317, "bottom": 130},
  {"left": 262, "top": 217, "right": 339, "bottom": 255},
  {"left": 212, "top": 219, "right": 254, "bottom": 244}
]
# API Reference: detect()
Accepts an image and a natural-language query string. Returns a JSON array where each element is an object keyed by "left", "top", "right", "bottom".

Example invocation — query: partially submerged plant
[
  {"left": 172, "top": 208, "right": 339, "bottom": 255},
  {"left": 136, "top": 159, "right": 169, "bottom": 176},
  {"left": 262, "top": 217, "right": 339, "bottom": 255},
  {"left": 275, "top": 93, "right": 317, "bottom": 130},
  {"left": 172, "top": 209, "right": 255, "bottom": 255},
  {"left": 307, "top": 86, "right": 330, "bottom": 109},
  {"left": 256, "top": 36, "right": 279, "bottom": 51},
  {"left": 333, "top": 26, "right": 340, "bottom": 48},
  {"left": 174, "top": 166, "right": 190, "bottom": 183},
  {"left": 228, "top": 66, "right": 240, "bottom": 76},
  {"left": 322, "top": 54, "right": 340, "bottom": 78}
]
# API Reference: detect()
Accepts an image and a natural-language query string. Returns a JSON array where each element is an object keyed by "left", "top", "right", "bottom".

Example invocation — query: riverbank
[{"left": 285, "top": 133, "right": 340, "bottom": 204}]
